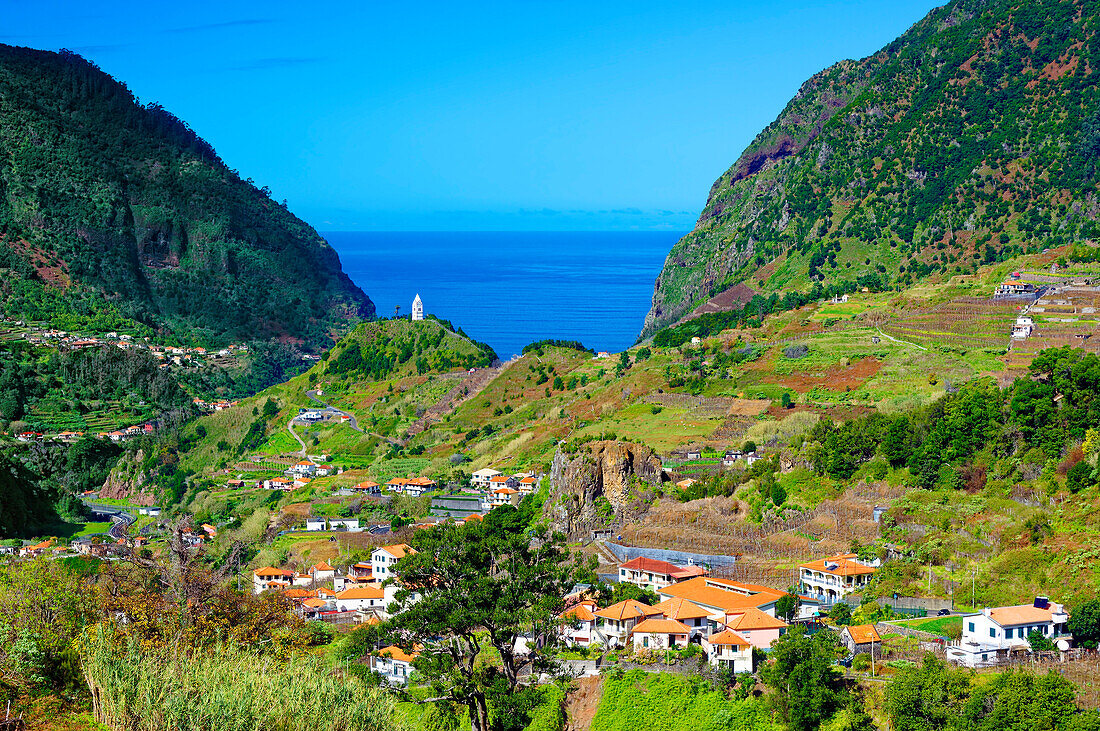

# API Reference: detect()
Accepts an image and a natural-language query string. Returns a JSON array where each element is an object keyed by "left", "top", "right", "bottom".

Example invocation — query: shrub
[{"left": 783, "top": 345, "right": 809, "bottom": 359}]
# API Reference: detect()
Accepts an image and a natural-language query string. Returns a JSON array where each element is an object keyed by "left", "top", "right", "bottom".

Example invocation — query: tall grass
[{"left": 81, "top": 627, "right": 403, "bottom": 731}]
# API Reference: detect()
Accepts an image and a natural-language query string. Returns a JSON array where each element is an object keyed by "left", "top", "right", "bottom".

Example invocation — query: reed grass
[{"left": 81, "top": 627, "right": 403, "bottom": 731}]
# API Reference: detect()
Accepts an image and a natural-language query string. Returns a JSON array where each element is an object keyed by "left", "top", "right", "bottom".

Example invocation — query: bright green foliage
[
  {"left": 0, "top": 45, "right": 372, "bottom": 348},
  {"left": 760, "top": 630, "right": 847, "bottom": 731},
  {"left": 325, "top": 319, "right": 495, "bottom": 381},
  {"left": 591, "top": 669, "right": 779, "bottom": 731},
  {"left": 80, "top": 627, "right": 402, "bottom": 731},
  {"left": 1068, "top": 599, "right": 1100, "bottom": 649},
  {"left": 886, "top": 655, "right": 1077, "bottom": 731}
]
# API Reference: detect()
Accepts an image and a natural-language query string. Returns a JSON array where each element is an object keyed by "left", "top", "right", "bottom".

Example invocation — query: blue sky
[{"left": 3, "top": 1, "right": 943, "bottom": 230}]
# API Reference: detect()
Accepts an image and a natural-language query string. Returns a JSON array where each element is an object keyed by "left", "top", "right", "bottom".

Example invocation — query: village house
[
  {"left": 722, "top": 607, "right": 789, "bottom": 650},
  {"left": 471, "top": 468, "right": 502, "bottom": 487},
  {"left": 560, "top": 600, "right": 598, "bottom": 647},
  {"left": 517, "top": 476, "right": 538, "bottom": 494},
  {"left": 305, "top": 517, "right": 361, "bottom": 532},
  {"left": 617, "top": 556, "right": 707, "bottom": 592},
  {"left": 704, "top": 630, "right": 754, "bottom": 673},
  {"left": 373, "top": 645, "right": 420, "bottom": 686},
  {"left": 252, "top": 567, "right": 294, "bottom": 594},
  {"left": 657, "top": 576, "right": 789, "bottom": 627},
  {"left": 630, "top": 617, "right": 692, "bottom": 651},
  {"left": 310, "top": 561, "right": 336, "bottom": 584},
  {"left": 488, "top": 474, "right": 520, "bottom": 490},
  {"left": 487, "top": 487, "right": 520, "bottom": 508},
  {"left": 263, "top": 477, "right": 293, "bottom": 490},
  {"left": 289, "top": 460, "right": 317, "bottom": 477},
  {"left": 403, "top": 477, "right": 437, "bottom": 497},
  {"left": 594, "top": 599, "right": 663, "bottom": 648},
  {"left": 651, "top": 597, "right": 713, "bottom": 640},
  {"left": 372, "top": 543, "right": 416, "bottom": 579},
  {"left": 350, "top": 480, "right": 381, "bottom": 494},
  {"left": 335, "top": 585, "right": 385, "bottom": 613},
  {"left": 19, "top": 539, "right": 54, "bottom": 557},
  {"left": 798, "top": 553, "right": 879, "bottom": 604},
  {"left": 948, "top": 597, "right": 1072, "bottom": 668},
  {"left": 994, "top": 281, "right": 1037, "bottom": 299},
  {"left": 840, "top": 624, "right": 882, "bottom": 658}
]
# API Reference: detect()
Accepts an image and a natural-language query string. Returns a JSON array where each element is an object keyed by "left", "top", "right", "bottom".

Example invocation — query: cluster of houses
[
  {"left": 667, "top": 448, "right": 762, "bottom": 469},
  {"left": 16, "top": 324, "right": 249, "bottom": 367},
  {"left": 947, "top": 597, "right": 1073, "bottom": 667},
  {"left": 193, "top": 398, "right": 241, "bottom": 412},
  {"left": 13, "top": 422, "right": 156, "bottom": 444}
]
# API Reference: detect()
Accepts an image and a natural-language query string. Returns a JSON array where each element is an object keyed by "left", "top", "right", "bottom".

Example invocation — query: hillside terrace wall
[{"left": 604, "top": 542, "right": 738, "bottom": 569}]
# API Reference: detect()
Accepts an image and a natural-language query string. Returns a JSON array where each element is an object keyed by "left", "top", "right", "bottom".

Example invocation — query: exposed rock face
[
  {"left": 549, "top": 441, "right": 666, "bottom": 540},
  {"left": 99, "top": 449, "right": 156, "bottom": 506}
]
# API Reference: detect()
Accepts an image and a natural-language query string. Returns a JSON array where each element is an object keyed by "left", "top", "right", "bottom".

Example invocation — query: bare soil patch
[
  {"left": 564, "top": 675, "right": 604, "bottom": 731},
  {"left": 772, "top": 356, "right": 882, "bottom": 393}
]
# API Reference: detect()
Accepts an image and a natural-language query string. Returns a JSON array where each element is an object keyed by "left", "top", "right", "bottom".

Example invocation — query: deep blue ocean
[{"left": 324, "top": 231, "right": 681, "bottom": 358}]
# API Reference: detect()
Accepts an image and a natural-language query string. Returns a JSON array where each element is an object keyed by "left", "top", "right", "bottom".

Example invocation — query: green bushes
[
  {"left": 525, "top": 685, "right": 566, "bottom": 731},
  {"left": 592, "top": 669, "right": 778, "bottom": 731},
  {"left": 80, "top": 627, "right": 403, "bottom": 731}
]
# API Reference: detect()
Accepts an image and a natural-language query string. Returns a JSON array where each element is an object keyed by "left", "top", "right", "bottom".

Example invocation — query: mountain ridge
[{"left": 642, "top": 0, "right": 1100, "bottom": 338}]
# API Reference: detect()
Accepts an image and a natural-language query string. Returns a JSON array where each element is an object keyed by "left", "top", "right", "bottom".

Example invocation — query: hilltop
[
  {"left": 644, "top": 0, "right": 1100, "bottom": 337},
  {"left": 0, "top": 45, "right": 373, "bottom": 349}
]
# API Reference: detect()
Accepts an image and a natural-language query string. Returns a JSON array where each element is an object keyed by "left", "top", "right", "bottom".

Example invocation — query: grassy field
[{"left": 888, "top": 615, "right": 963, "bottom": 638}]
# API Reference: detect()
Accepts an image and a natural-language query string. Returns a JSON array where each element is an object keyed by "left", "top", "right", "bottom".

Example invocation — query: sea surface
[{"left": 324, "top": 231, "right": 681, "bottom": 358}]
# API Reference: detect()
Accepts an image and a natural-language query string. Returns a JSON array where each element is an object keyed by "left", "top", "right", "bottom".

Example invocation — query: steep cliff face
[
  {"left": 0, "top": 45, "right": 374, "bottom": 348},
  {"left": 643, "top": 0, "right": 1100, "bottom": 337},
  {"left": 99, "top": 450, "right": 156, "bottom": 506},
  {"left": 549, "top": 441, "right": 666, "bottom": 539}
]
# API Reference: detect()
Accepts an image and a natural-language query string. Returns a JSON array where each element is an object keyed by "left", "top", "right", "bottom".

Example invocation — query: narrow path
[
  {"left": 876, "top": 327, "right": 928, "bottom": 351},
  {"left": 287, "top": 421, "right": 307, "bottom": 457},
  {"left": 305, "top": 390, "right": 362, "bottom": 432}
]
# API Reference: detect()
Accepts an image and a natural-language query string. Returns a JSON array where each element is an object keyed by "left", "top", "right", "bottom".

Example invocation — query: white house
[
  {"left": 306, "top": 517, "right": 361, "bottom": 532},
  {"left": 310, "top": 561, "right": 336, "bottom": 584},
  {"left": 472, "top": 468, "right": 502, "bottom": 488},
  {"left": 652, "top": 597, "right": 712, "bottom": 640},
  {"left": 798, "top": 554, "right": 879, "bottom": 604},
  {"left": 594, "top": 599, "right": 662, "bottom": 648},
  {"left": 252, "top": 567, "right": 294, "bottom": 594},
  {"left": 372, "top": 543, "right": 416, "bottom": 579},
  {"left": 411, "top": 294, "right": 424, "bottom": 321},
  {"left": 630, "top": 618, "right": 691, "bottom": 651},
  {"left": 288, "top": 460, "right": 317, "bottom": 476},
  {"left": 704, "top": 630, "right": 753, "bottom": 673},
  {"left": 618, "top": 557, "right": 706, "bottom": 592},
  {"left": 487, "top": 487, "right": 520, "bottom": 508},
  {"left": 560, "top": 600, "right": 598, "bottom": 647},
  {"left": 948, "top": 598, "right": 1072, "bottom": 668},
  {"left": 373, "top": 645, "right": 420, "bottom": 685},
  {"left": 335, "top": 585, "right": 385, "bottom": 612}
]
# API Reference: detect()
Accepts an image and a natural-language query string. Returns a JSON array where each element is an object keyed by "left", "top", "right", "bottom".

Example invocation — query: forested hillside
[
  {"left": 644, "top": 0, "right": 1100, "bottom": 336},
  {"left": 0, "top": 45, "right": 374, "bottom": 348}
]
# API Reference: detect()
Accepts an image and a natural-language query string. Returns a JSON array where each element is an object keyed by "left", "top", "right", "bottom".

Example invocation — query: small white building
[
  {"left": 630, "top": 618, "right": 691, "bottom": 651},
  {"left": 704, "top": 630, "right": 753, "bottom": 673},
  {"left": 948, "top": 598, "right": 1072, "bottom": 668},
  {"left": 560, "top": 600, "right": 599, "bottom": 647},
  {"left": 335, "top": 585, "right": 385, "bottom": 613},
  {"left": 471, "top": 468, "right": 502, "bottom": 488},
  {"left": 372, "top": 543, "right": 416, "bottom": 579},
  {"left": 252, "top": 567, "right": 294, "bottom": 594},
  {"left": 1012, "top": 316, "right": 1033, "bottom": 340},
  {"left": 412, "top": 294, "right": 424, "bottom": 321},
  {"left": 373, "top": 645, "right": 420, "bottom": 685},
  {"left": 798, "top": 553, "right": 879, "bottom": 604}
]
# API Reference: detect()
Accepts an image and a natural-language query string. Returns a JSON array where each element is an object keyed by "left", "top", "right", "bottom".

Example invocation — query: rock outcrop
[
  {"left": 549, "top": 440, "right": 666, "bottom": 540},
  {"left": 99, "top": 449, "right": 156, "bottom": 506}
]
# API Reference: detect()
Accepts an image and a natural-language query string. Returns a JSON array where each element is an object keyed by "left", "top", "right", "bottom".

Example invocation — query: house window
[
  {"left": 643, "top": 636, "right": 649, "bottom": 648},
  {"left": 1005, "top": 628, "right": 1013, "bottom": 639},
  {"left": 968, "top": 622, "right": 975, "bottom": 633},
  {"left": 989, "top": 628, "right": 996, "bottom": 638}
]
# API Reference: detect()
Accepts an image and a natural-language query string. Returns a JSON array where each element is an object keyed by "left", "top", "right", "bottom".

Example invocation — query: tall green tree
[
  {"left": 760, "top": 629, "right": 847, "bottom": 731},
  {"left": 389, "top": 506, "right": 577, "bottom": 731}
]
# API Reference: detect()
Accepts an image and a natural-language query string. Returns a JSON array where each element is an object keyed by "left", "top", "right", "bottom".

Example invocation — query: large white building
[
  {"left": 947, "top": 598, "right": 1072, "bottom": 667},
  {"left": 798, "top": 553, "right": 879, "bottom": 604},
  {"left": 411, "top": 294, "right": 424, "bottom": 321}
]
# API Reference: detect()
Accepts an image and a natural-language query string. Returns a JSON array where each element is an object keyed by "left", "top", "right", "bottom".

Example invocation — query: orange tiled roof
[
  {"left": 337, "top": 586, "right": 384, "bottom": 600},
  {"left": 562, "top": 600, "right": 597, "bottom": 622},
  {"left": 254, "top": 566, "right": 294, "bottom": 577},
  {"left": 724, "top": 607, "right": 789, "bottom": 631},
  {"left": 631, "top": 618, "right": 692, "bottom": 635},
  {"left": 312, "top": 561, "right": 335, "bottom": 572},
  {"left": 799, "top": 554, "right": 877, "bottom": 577},
  {"left": 377, "top": 645, "right": 420, "bottom": 664},
  {"left": 377, "top": 543, "right": 415, "bottom": 559},
  {"left": 653, "top": 597, "right": 712, "bottom": 621},
  {"left": 302, "top": 598, "right": 328, "bottom": 608},
  {"left": 708, "top": 629, "right": 751, "bottom": 648},
  {"left": 659, "top": 577, "right": 785, "bottom": 614},
  {"left": 595, "top": 599, "right": 661, "bottom": 621},
  {"left": 988, "top": 605, "right": 1061, "bottom": 626},
  {"left": 845, "top": 624, "right": 881, "bottom": 644}
]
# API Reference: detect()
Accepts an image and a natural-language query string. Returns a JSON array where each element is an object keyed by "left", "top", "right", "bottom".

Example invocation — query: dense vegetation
[
  {"left": 325, "top": 318, "right": 496, "bottom": 381},
  {"left": 0, "top": 45, "right": 373, "bottom": 348},
  {"left": 644, "top": 0, "right": 1100, "bottom": 335}
]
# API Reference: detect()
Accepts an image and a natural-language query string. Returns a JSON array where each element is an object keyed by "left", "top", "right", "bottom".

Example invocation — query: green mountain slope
[
  {"left": 643, "top": 0, "right": 1100, "bottom": 337},
  {"left": 0, "top": 45, "right": 373, "bottom": 348}
]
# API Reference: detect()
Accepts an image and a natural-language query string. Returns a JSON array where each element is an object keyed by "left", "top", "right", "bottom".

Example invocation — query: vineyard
[{"left": 881, "top": 298, "right": 1019, "bottom": 351}]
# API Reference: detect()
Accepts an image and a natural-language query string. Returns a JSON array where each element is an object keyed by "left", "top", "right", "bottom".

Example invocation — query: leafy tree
[
  {"left": 829, "top": 602, "right": 853, "bottom": 625},
  {"left": 389, "top": 506, "right": 577, "bottom": 731},
  {"left": 761, "top": 629, "right": 847, "bottom": 731},
  {"left": 1069, "top": 599, "right": 1100, "bottom": 649},
  {"left": 776, "top": 592, "right": 801, "bottom": 622},
  {"left": 1028, "top": 629, "right": 1057, "bottom": 652},
  {"left": 1067, "top": 461, "right": 1092, "bottom": 493}
]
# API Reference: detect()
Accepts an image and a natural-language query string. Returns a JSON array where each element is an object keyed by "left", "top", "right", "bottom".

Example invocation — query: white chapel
[{"left": 411, "top": 294, "right": 424, "bottom": 321}]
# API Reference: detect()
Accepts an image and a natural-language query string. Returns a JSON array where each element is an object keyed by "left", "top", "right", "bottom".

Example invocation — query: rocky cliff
[{"left": 549, "top": 440, "right": 666, "bottom": 540}]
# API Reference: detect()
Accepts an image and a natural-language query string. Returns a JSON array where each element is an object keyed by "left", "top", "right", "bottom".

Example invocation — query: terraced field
[{"left": 882, "top": 298, "right": 1020, "bottom": 351}]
